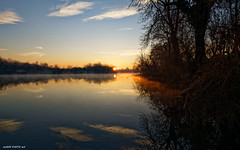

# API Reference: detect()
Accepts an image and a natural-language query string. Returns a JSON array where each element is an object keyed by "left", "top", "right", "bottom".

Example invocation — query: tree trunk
[
  {"left": 175, "top": 0, "right": 214, "bottom": 69},
  {"left": 194, "top": 27, "right": 206, "bottom": 66},
  {"left": 170, "top": 33, "right": 181, "bottom": 64}
]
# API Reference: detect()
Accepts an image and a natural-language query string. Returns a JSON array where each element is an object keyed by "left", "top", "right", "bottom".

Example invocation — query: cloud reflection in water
[
  {"left": 84, "top": 123, "right": 139, "bottom": 137},
  {"left": 50, "top": 127, "right": 93, "bottom": 142},
  {"left": 0, "top": 119, "right": 23, "bottom": 133}
]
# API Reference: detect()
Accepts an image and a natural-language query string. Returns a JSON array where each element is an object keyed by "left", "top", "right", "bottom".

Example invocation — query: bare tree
[
  {"left": 175, "top": 0, "right": 217, "bottom": 66},
  {"left": 130, "top": 0, "right": 186, "bottom": 64},
  {"left": 206, "top": 0, "right": 240, "bottom": 56}
]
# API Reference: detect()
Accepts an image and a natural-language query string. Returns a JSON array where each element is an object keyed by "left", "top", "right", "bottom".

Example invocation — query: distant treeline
[{"left": 0, "top": 57, "right": 116, "bottom": 74}]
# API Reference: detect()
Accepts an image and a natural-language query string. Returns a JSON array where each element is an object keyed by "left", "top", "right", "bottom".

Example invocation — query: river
[{"left": 0, "top": 74, "right": 238, "bottom": 150}]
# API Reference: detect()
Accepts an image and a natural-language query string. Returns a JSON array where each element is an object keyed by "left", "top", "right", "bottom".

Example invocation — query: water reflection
[
  {"left": 97, "top": 89, "right": 136, "bottom": 95},
  {"left": 23, "top": 87, "right": 45, "bottom": 93},
  {"left": 50, "top": 127, "right": 93, "bottom": 142},
  {"left": 118, "top": 114, "right": 134, "bottom": 117},
  {"left": 50, "top": 127, "right": 93, "bottom": 150},
  {"left": 36, "top": 95, "right": 44, "bottom": 98},
  {"left": 0, "top": 74, "right": 116, "bottom": 91},
  {"left": 0, "top": 119, "right": 23, "bottom": 133},
  {"left": 0, "top": 74, "right": 150, "bottom": 150},
  {"left": 134, "top": 76, "right": 240, "bottom": 150},
  {"left": 84, "top": 123, "right": 140, "bottom": 137}
]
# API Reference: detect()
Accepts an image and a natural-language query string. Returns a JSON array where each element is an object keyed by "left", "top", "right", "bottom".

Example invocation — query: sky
[{"left": 0, "top": 0, "right": 142, "bottom": 69}]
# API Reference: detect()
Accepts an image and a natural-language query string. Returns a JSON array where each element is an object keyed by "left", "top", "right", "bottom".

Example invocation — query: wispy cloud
[
  {"left": 21, "top": 52, "right": 45, "bottom": 57},
  {"left": 50, "top": 0, "right": 69, "bottom": 11},
  {"left": 0, "top": 10, "right": 23, "bottom": 24},
  {"left": 35, "top": 46, "right": 43, "bottom": 50},
  {"left": 83, "top": 8, "right": 138, "bottom": 22},
  {"left": 48, "top": 1, "right": 94, "bottom": 17},
  {"left": 134, "top": 0, "right": 158, "bottom": 4},
  {"left": 0, "top": 48, "right": 7, "bottom": 51},
  {"left": 118, "top": 28, "right": 134, "bottom": 31}
]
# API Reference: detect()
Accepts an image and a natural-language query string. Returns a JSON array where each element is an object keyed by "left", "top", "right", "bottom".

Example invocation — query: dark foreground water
[
  {"left": 0, "top": 74, "right": 239, "bottom": 150},
  {"left": 0, "top": 74, "right": 151, "bottom": 150}
]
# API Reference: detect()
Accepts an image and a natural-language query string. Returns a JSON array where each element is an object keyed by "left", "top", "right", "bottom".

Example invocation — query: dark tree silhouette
[
  {"left": 134, "top": 76, "right": 240, "bottom": 150},
  {"left": 130, "top": 0, "right": 186, "bottom": 64},
  {"left": 132, "top": 0, "right": 239, "bottom": 84},
  {"left": 175, "top": 0, "right": 217, "bottom": 66},
  {"left": 0, "top": 57, "right": 116, "bottom": 74}
]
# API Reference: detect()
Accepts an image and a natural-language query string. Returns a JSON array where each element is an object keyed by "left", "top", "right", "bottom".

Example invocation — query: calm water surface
[
  {"left": 1, "top": 74, "right": 238, "bottom": 150},
  {"left": 0, "top": 74, "right": 150, "bottom": 150}
]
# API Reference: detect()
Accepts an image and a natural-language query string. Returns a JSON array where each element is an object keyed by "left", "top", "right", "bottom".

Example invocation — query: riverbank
[{"left": 135, "top": 55, "right": 240, "bottom": 149}]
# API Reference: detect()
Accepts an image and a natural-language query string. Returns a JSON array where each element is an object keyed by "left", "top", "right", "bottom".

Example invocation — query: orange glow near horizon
[
  {"left": 113, "top": 67, "right": 117, "bottom": 71},
  {"left": 0, "top": 53, "right": 134, "bottom": 69}
]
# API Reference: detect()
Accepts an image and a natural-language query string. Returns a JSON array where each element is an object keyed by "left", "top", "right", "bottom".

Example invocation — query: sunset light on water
[{"left": 0, "top": 0, "right": 239, "bottom": 149}]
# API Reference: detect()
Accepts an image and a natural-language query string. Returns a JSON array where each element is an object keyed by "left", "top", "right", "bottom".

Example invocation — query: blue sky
[{"left": 0, "top": 0, "right": 142, "bottom": 68}]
